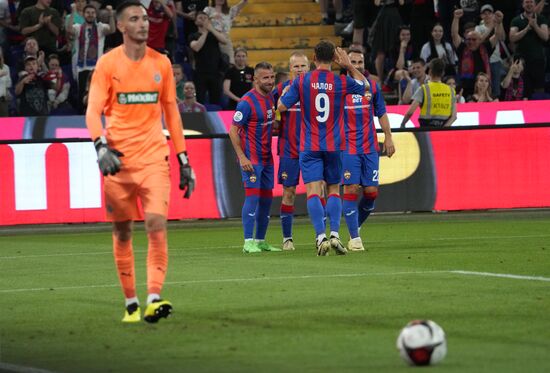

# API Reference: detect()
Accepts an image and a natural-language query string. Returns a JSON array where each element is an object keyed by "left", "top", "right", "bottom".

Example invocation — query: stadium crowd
[{"left": 0, "top": 0, "right": 549, "bottom": 117}]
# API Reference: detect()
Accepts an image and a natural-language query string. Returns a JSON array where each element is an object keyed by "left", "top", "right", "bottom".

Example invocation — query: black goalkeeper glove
[
  {"left": 94, "top": 136, "right": 124, "bottom": 176},
  {"left": 177, "top": 152, "right": 196, "bottom": 199}
]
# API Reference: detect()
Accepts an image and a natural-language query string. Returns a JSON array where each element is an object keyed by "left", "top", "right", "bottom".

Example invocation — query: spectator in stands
[
  {"left": 370, "top": 0, "right": 404, "bottom": 81},
  {"left": 384, "top": 25, "right": 413, "bottom": 93},
  {"left": 178, "top": 80, "right": 206, "bottom": 112},
  {"left": 0, "top": 0, "right": 10, "bottom": 51},
  {"left": 452, "top": 8, "right": 504, "bottom": 97},
  {"left": 501, "top": 57, "right": 527, "bottom": 101},
  {"left": 443, "top": 75, "right": 466, "bottom": 103},
  {"left": 173, "top": 63, "right": 186, "bottom": 102},
  {"left": 409, "top": 0, "right": 437, "bottom": 56},
  {"left": 204, "top": 0, "right": 247, "bottom": 64},
  {"left": 43, "top": 53, "right": 70, "bottom": 111},
  {"left": 17, "top": 36, "right": 47, "bottom": 73},
  {"left": 15, "top": 55, "right": 49, "bottom": 115},
  {"left": 175, "top": 0, "right": 208, "bottom": 46},
  {"left": 401, "top": 58, "right": 428, "bottom": 104},
  {"left": 189, "top": 11, "right": 227, "bottom": 106},
  {"left": 320, "top": 0, "right": 343, "bottom": 24},
  {"left": 420, "top": 23, "right": 458, "bottom": 76},
  {"left": 19, "top": 0, "right": 63, "bottom": 56},
  {"left": 467, "top": 72, "right": 497, "bottom": 102},
  {"left": 81, "top": 67, "right": 93, "bottom": 111},
  {"left": 146, "top": 0, "right": 175, "bottom": 54},
  {"left": 0, "top": 46, "right": 11, "bottom": 116},
  {"left": 475, "top": 5, "right": 507, "bottom": 99},
  {"left": 510, "top": 0, "right": 549, "bottom": 98},
  {"left": 68, "top": 3, "right": 115, "bottom": 112},
  {"left": 16, "top": 0, "right": 65, "bottom": 20},
  {"left": 223, "top": 46, "right": 253, "bottom": 110}
]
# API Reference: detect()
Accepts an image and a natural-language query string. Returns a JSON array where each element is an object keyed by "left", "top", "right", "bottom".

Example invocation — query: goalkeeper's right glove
[{"left": 94, "top": 136, "right": 124, "bottom": 176}]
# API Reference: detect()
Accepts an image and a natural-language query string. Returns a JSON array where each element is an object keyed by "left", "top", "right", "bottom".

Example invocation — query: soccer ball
[{"left": 396, "top": 320, "right": 447, "bottom": 366}]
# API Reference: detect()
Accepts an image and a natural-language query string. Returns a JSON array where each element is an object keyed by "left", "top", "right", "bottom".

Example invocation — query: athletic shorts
[
  {"left": 241, "top": 163, "right": 274, "bottom": 189},
  {"left": 278, "top": 157, "right": 300, "bottom": 186},
  {"left": 104, "top": 159, "right": 171, "bottom": 222},
  {"left": 341, "top": 152, "right": 380, "bottom": 187},
  {"left": 299, "top": 150, "right": 342, "bottom": 185}
]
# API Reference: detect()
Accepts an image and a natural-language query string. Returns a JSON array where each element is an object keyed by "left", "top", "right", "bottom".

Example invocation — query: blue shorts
[
  {"left": 299, "top": 151, "right": 342, "bottom": 185},
  {"left": 341, "top": 152, "right": 379, "bottom": 187},
  {"left": 278, "top": 157, "right": 300, "bottom": 187},
  {"left": 241, "top": 163, "right": 274, "bottom": 189}
]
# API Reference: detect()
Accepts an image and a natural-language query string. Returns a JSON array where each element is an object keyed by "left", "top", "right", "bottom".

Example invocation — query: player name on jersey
[
  {"left": 117, "top": 92, "right": 159, "bottom": 105},
  {"left": 311, "top": 82, "right": 333, "bottom": 90}
]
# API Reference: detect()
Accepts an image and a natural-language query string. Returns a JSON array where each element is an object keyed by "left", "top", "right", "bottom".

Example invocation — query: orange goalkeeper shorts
[{"left": 104, "top": 159, "right": 171, "bottom": 222}]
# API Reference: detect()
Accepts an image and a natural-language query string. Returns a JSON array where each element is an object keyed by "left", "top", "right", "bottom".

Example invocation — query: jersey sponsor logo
[
  {"left": 117, "top": 92, "right": 159, "bottom": 104},
  {"left": 233, "top": 111, "right": 243, "bottom": 122}
]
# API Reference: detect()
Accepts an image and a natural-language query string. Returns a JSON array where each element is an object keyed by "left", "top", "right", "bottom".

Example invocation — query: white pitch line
[
  {"left": 2, "top": 270, "right": 549, "bottom": 294},
  {"left": 1, "top": 233, "right": 550, "bottom": 260},
  {"left": 0, "top": 362, "right": 58, "bottom": 373},
  {"left": 0, "top": 271, "right": 447, "bottom": 294},
  {"left": 450, "top": 270, "right": 550, "bottom": 282}
]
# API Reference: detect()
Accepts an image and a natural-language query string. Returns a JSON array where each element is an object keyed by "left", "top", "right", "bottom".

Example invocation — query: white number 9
[{"left": 315, "top": 93, "right": 330, "bottom": 122}]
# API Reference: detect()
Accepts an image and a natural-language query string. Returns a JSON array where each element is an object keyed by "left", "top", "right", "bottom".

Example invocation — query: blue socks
[
  {"left": 358, "top": 192, "right": 377, "bottom": 227},
  {"left": 255, "top": 195, "right": 273, "bottom": 240},
  {"left": 307, "top": 195, "right": 326, "bottom": 236},
  {"left": 326, "top": 194, "right": 342, "bottom": 235},
  {"left": 242, "top": 194, "right": 259, "bottom": 239},
  {"left": 343, "top": 193, "right": 359, "bottom": 239},
  {"left": 280, "top": 203, "right": 294, "bottom": 239}
]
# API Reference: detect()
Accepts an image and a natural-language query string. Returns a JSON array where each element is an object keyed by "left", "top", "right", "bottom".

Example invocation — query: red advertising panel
[{"left": 431, "top": 127, "right": 550, "bottom": 210}]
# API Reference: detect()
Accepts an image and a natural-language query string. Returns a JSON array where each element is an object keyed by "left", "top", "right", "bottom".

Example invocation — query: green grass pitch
[{"left": 0, "top": 210, "right": 549, "bottom": 373}]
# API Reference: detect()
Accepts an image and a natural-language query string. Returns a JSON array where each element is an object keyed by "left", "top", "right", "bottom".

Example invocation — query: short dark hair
[
  {"left": 254, "top": 61, "right": 273, "bottom": 74},
  {"left": 116, "top": 0, "right": 146, "bottom": 20},
  {"left": 412, "top": 58, "right": 426, "bottom": 66},
  {"left": 429, "top": 58, "right": 446, "bottom": 77},
  {"left": 83, "top": 4, "right": 97, "bottom": 13},
  {"left": 314, "top": 41, "right": 335, "bottom": 64}
]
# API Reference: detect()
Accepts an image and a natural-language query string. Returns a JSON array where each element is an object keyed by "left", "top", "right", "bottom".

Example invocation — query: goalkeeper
[{"left": 86, "top": 0, "right": 195, "bottom": 324}]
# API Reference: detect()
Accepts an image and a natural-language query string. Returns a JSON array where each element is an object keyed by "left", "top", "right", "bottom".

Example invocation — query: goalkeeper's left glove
[
  {"left": 94, "top": 136, "right": 124, "bottom": 176},
  {"left": 177, "top": 152, "right": 196, "bottom": 199}
]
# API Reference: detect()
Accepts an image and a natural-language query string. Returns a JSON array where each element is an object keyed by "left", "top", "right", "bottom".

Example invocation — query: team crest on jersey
[
  {"left": 249, "top": 174, "right": 257, "bottom": 183},
  {"left": 344, "top": 170, "right": 351, "bottom": 180},
  {"left": 117, "top": 92, "right": 159, "bottom": 104},
  {"left": 233, "top": 111, "right": 243, "bottom": 122},
  {"left": 364, "top": 92, "right": 372, "bottom": 102},
  {"left": 154, "top": 73, "right": 161, "bottom": 83},
  {"left": 281, "top": 171, "right": 288, "bottom": 180}
]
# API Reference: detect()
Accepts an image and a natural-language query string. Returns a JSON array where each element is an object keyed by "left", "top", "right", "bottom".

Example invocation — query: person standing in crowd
[
  {"left": 419, "top": 23, "right": 458, "bottom": 76},
  {"left": 400, "top": 58, "right": 456, "bottom": 128},
  {"left": 19, "top": 0, "right": 62, "bottom": 56},
  {"left": 272, "top": 51, "right": 309, "bottom": 251},
  {"left": 178, "top": 80, "right": 206, "bottom": 112},
  {"left": 68, "top": 3, "right": 116, "bottom": 112},
  {"left": 0, "top": 46, "right": 11, "bottom": 117},
  {"left": 43, "top": 53, "right": 71, "bottom": 111},
  {"left": 510, "top": 0, "right": 549, "bottom": 98},
  {"left": 278, "top": 42, "right": 368, "bottom": 256},
  {"left": 223, "top": 47, "right": 253, "bottom": 110},
  {"left": 86, "top": 0, "right": 195, "bottom": 323},
  {"left": 146, "top": 0, "right": 175, "bottom": 54},
  {"left": 228, "top": 62, "right": 281, "bottom": 254},
  {"left": 15, "top": 55, "right": 49, "bottom": 116},
  {"left": 342, "top": 47, "right": 395, "bottom": 252},
  {"left": 189, "top": 11, "right": 227, "bottom": 106},
  {"left": 401, "top": 58, "right": 428, "bottom": 104}
]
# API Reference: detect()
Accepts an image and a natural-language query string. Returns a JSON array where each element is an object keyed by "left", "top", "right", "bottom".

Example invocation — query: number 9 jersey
[{"left": 280, "top": 69, "right": 366, "bottom": 152}]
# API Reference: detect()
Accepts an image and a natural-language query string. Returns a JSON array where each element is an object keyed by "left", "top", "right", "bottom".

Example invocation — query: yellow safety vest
[{"left": 419, "top": 81, "right": 454, "bottom": 127}]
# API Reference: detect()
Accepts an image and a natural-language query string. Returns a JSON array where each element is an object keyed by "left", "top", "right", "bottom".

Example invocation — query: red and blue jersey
[
  {"left": 344, "top": 80, "right": 386, "bottom": 155},
  {"left": 280, "top": 69, "right": 366, "bottom": 152},
  {"left": 273, "top": 80, "right": 301, "bottom": 159},
  {"left": 232, "top": 88, "right": 275, "bottom": 165}
]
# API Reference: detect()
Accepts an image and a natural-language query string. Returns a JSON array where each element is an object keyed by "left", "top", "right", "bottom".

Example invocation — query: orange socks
[
  {"left": 113, "top": 234, "right": 136, "bottom": 299},
  {"left": 147, "top": 230, "right": 168, "bottom": 295}
]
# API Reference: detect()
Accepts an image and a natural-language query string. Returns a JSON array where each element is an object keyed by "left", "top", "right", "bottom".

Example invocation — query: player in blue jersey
[
  {"left": 229, "top": 62, "right": 282, "bottom": 253},
  {"left": 272, "top": 51, "right": 310, "bottom": 251},
  {"left": 342, "top": 47, "right": 395, "bottom": 252},
  {"left": 277, "top": 41, "right": 369, "bottom": 256}
]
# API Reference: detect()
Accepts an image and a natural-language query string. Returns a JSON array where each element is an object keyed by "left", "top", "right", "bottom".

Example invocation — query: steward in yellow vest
[{"left": 400, "top": 58, "right": 457, "bottom": 128}]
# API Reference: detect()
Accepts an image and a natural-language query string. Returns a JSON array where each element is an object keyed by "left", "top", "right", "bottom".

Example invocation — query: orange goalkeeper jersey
[{"left": 86, "top": 46, "right": 186, "bottom": 166}]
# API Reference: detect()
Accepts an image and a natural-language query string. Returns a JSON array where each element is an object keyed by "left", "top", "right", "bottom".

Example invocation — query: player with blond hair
[{"left": 86, "top": 0, "right": 195, "bottom": 323}]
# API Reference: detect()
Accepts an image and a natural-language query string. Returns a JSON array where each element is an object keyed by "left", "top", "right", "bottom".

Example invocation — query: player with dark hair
[
  {"left": 86, "top": 0, "right": 195, "bottom": 323},
  {"left": 342, "top": 48, "right": 395, "bottom": 251},
  {"left": 278, "top": 41, "right": 369, "bottom": 256},
  {"left": 229, "top": 62, "right": 282, "bottom": 253},
  {"left": 272, "top": 51, "right": 309, "bottom": 251}
]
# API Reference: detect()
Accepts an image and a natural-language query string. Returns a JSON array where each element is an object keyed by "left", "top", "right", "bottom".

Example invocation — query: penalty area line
[{"left": 450, "top": 270, "right": 550, "bottom": 282}]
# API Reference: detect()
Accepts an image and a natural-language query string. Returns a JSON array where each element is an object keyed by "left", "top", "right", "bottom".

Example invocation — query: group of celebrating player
[
  {"left": 229, "top": 41, "right": 396, "bottom": 256},
  {"left": 85, "top": 0, "right": 395, "bottom": 323}
]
